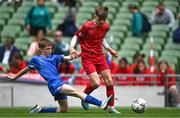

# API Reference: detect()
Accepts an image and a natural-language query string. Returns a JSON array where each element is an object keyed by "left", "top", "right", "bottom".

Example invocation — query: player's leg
[
  {"left": 57, "top": 100, "right": 69, "bottom": 112},
  {"left": 30, "top": 104, "right": 60, "bottom": 113},
  {"left": 82, "top": 72, "right": 101, "bottom": 110},
  {"left": 84, "top": 72, "right": 101, "bottom": 94},
  {"left": 100, "top": 69, "right": 120, "bottom": 114},
  {"left": 96, "top": 63, "right": 115, "bottom": 107},
  {"left": 60, "top": 84, "right": 112, "bottom": 109},
  {"left": 100, "top": 69, "right": 114, "bottom": 105},
  {"left": 169, "top": 85, "right": 180, "bottom": 107},
  {"left": 82, "top": 62, "right": 101, "bottom": 110},
  {"left": 83, "top": 61, "right": 101, "bottom": 95},
  {"left": 30, "top": 95, "right": 69, "bottom": 113}
]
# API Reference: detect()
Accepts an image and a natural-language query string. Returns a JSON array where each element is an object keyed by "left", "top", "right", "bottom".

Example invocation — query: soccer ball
[{"left": 131, "top": 98, "right": 147, "bottom": 113}]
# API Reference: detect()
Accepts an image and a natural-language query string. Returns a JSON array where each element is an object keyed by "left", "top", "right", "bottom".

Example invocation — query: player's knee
[
  {"left": 169, "top": 85, "right": 178, "bottom": 94},
  {"left": 104, "top": 78, "right": 113, "bottom": 86},
  {"left": 72, "top": 91, "right": 80, "bottom": 97},
  {"left": 92, "top": 83, "right": 100, "bottom": 89}
]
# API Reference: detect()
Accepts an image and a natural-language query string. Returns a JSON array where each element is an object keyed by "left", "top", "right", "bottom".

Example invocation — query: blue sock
[
  {"left": 85, "top": 95, "right": 102, "bottom": 107},
  {"left": 40, "top": 108, "right": 57, "bottom": 113}
]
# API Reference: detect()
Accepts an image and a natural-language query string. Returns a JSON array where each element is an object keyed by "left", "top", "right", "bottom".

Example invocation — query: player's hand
[
  {"left": 70, "top": 47, "right": 80, "bottom": 59},
  {"left": 112, "top": 51, "right": 119, "bottom": 57},
  {"left": 108, "top": 48, "right": 119, "bottom": 57},
  {"left": 111, "top": 51, "right": 119, "bottom": 57}
]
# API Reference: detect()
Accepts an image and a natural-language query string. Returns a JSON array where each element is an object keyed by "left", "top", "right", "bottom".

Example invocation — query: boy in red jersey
[{"left": 69, "top": 6, "right": 120, "bottom": 113}]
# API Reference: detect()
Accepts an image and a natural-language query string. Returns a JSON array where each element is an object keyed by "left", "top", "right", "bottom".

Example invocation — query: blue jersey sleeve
[
  {"left": 57, "top": 55, "right": 64, "bottom": 64},
  {"left": 28, "top": 57, "right": 37, "bottom": 70},
  {"left": 52, "top": 55, "right": 64, "bottom": 64}
]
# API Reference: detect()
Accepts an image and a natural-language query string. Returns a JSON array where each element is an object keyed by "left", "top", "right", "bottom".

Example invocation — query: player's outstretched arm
[
  {"left": 102, "top": 38, "right": 119, "bottom": 57},
  {"left": 7, "top": 67, "right": 30, "bottom": 81},
  {"left": 70, "top": 35, "right": 80, "bottom": 59},
  {"left": 64, "top": 53, "right": 81, "bottom": 61}
]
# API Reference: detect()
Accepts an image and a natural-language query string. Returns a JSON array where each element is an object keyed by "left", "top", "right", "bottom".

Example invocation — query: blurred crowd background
[{"left": 0, "top": 0, "right": 180, "bottom": 107}]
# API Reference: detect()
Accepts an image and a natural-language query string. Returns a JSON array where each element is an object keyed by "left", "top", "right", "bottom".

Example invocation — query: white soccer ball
[{"left": 131, "top": 98, "right": 147, "bottom": 113}]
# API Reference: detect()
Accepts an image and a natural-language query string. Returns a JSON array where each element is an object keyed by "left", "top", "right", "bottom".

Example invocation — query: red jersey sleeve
[{"left": 105, "top": 23, "right": 110, "bottom": 32}]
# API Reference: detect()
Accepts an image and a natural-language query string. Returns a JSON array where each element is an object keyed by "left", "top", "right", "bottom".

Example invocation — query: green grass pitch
[{"left": 0, "top": 107, "right": 180, "bottom": 118}]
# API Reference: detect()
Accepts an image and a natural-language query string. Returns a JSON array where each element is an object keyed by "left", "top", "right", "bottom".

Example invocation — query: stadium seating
[
  {"left": 121, "top": 43, "right": 141, "bottom": 51},
  {"left": 0, "top": 19, "right": 6, "bottom": 31},
  {"left": 141, "top": 50, "right": 160, "bottom": 58},
  {"left": 0, "top": 0, "right": 180, "bottom": 73},
  {"left": 119, "top": 50, "right": 137, "bottom": 57},
  {"left": 124, "top": 37, "right": 143, "bottom": 45}
]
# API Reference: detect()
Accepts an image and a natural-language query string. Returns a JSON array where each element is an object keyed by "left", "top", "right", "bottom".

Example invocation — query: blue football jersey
[{"left": 28, "top": 55, "right": 65, "bottom": 96}]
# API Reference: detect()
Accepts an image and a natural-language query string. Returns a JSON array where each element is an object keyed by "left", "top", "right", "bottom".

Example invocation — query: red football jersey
[
  {"left": 134, "top": 67, "right": 152, "bottom": 86},
  {"left": 75, "top": 20, "right": 110, "bottom": 55},
  {"left": 109, "top": 60, "right": 118, "bottom": 74},
  {"left": 114, "top": 66, "right": 134, "bottom": 85},
  {"left": 8, "top": 61, "right": 27, "bottom": 74},
  {"left": 156, "top": 67, "right": 176, "bottom": 87},
  {"left": 114, "top": 66, "right": 133, "bottom": 74},
  {"left": 130, "top": 64, "right": 137, "bottom": 72},
  {"left": 58, "top": 64, "right": 75, "bottom": 74}
]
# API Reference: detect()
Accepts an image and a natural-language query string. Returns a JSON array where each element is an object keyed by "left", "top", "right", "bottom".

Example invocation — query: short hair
[
  {"left": 95, "top": 6, "right": 108, "bottom": 20},
  {"left": 128, "top": 3, "right": 139, "bottom": 10},
  {"left": 119, "top": 57, "right": 128, "bottom": 64},
  {"left": 156, "top": 2, "right": 165, "bottom": 8},
  {"left": 133, "top": 52, "right": 145, "bottom": 60},
  {"left": 156, "top": 2, "right": 165, "bottom": 11},
  {"left": 12, "top": 51, "right": 23, "bottom": 60},
  {"left": 38, "top": 38, "right": 52, "bottom": 49},
  {"left": 6, "top": 36, "right": 15, "bottom": 44}
]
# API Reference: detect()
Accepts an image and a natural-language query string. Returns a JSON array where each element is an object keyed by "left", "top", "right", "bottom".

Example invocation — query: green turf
[{"left": 0, "top": 107, "right": 180, "bottom": 118}]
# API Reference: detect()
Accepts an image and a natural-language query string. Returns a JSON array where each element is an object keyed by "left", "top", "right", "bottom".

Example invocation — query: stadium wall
[{"left": 0, "top": 82, "right": 164, "bottom": 107}]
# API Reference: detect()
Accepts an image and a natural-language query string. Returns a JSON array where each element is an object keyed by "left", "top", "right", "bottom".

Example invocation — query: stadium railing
[{"left": 0, "top": 73, "right": 180, "bottom": 85}]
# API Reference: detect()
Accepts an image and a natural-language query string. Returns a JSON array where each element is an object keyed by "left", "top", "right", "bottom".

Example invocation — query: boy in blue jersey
[{"left": 7, "top": 38, "right": 112, "bottom": 113}]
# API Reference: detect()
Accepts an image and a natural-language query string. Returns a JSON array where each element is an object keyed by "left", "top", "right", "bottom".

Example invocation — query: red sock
[
  {"left": 84, "top": 85, "right": 94, "bottom": 94},
  {"left": 106, "top": 86, "right": 114, "bottom": 107}
]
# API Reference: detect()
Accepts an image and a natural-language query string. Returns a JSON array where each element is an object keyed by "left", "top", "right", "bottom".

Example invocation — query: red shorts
[{"left": 81, "top": 52, "right": 109, "bottom": 75}]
